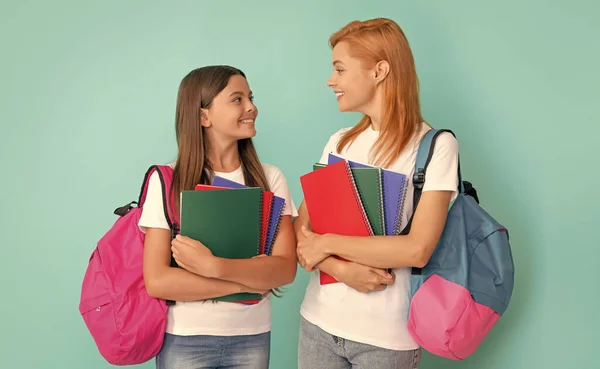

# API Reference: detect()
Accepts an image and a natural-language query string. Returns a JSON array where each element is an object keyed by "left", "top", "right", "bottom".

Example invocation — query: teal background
[{"left": 1, "top": 0, "right": 597, "bottom": 368}]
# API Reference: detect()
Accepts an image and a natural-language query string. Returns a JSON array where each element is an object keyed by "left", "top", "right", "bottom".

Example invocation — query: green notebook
[
  {"left": 180, "top": 188, "right": 263, "bottom": 302},
  {"left": 313, "top": 163, "right": 385, "bottom": 236},
  {"left": 349, "top": 168, "right": 385, "bottom": 236},
  {"left": 313, "top": 163, "right": 326, "bottom": 169}
]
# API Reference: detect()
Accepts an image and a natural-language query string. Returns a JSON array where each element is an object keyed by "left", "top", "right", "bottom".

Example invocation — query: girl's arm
[
  {"left": 143, "top": 227, "right": 265, "bottom": 301},
  {"left": 173, "top": 216, "right": 297, "bottom": 290},
  {"left": 299, "top": 190, "right": 454, "bottom": 270},
  {"left": 209, "top": 215, "right": 298, "bottom": 289}
]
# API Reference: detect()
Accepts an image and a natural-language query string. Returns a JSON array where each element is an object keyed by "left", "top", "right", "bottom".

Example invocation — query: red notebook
[
  {"left": 299, "top": 160, "right": 373, "bottom": 284},
  {"left": 194, "top": 184, "right": 273, "bottom": 304}
]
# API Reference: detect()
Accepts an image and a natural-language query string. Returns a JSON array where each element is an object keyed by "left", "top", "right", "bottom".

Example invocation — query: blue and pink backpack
[{"left": 404, "top": 129, "right": 515, "bottom": 360}]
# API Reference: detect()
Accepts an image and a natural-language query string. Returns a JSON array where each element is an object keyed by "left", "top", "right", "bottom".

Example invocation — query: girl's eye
[
  {"left": 336, "top": 69, "right": 344, "bottom": 74},
  {"left": 233, "top": 97, "right": 241, "bottom": 103},
  {"left": 249, "top": 96, "right": 255, "bottom": 102}
]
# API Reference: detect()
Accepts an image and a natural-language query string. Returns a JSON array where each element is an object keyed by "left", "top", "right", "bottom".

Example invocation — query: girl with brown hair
[{"left": 139, "top": 65, "right": 298, "bottom": 369}]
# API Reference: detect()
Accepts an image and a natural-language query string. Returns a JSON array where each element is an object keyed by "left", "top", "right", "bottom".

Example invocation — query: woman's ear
[
  {"left": 374, "top": 60, "right": 390, "bottom": 84},
  {"left": 200, "top": 109, "right": 211, "bottom": 128}
]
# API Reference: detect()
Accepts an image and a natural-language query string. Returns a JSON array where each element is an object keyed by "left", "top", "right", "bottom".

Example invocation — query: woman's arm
[
  {"left": 298, "top": 190, "right": 454, "bottom": 270},
  {"left": 293, "top": 201, "right": 346, "bottom": 278},
  {"left": 298, "top": 132, "right": 459, "bottom": 270},
  {"left": 143, "top": 227, "right": 265, "bottom": 301},
  {"left": 294, "top": 200, "right": 394, "bottom": 292}
]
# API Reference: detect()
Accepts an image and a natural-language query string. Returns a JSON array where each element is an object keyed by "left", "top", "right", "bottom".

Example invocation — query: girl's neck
[{"left": 207, "top": 139, "right": 241, "bottom": 173}]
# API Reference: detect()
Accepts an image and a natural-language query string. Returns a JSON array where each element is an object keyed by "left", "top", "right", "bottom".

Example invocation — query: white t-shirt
[
  {"left": 139, "top": 162, "right": 298, "bottom": 336},
  {"left": 299, "top": 122, "right": 459, "bottom": 350}
]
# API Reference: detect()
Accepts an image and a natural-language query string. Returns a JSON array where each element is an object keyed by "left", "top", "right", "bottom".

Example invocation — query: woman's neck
[
  {"left": 363, "top": 89, "right": 383, "bottom": 131},
  {"left": 207, "top": 139, "right": 241, "bottom": 173},
  {"left": 369, "top": 115, "right": 381, "bottom": 131}
]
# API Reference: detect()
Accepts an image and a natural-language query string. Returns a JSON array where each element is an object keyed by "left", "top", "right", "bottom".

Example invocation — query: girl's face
[
  {"left": 326, "top": 41, "right": 378, "bottom": 114},
  {"left": 202, "top": 75, "right": 258, "bottom": 141}
]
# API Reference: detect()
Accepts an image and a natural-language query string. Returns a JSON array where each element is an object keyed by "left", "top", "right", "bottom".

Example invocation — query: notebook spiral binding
[
  {"left": 257, "top": 193, "right": 263, "bottom": 256},
  {"left": 345, "top": 161, "right": 374, "bottom": 236},
  {"left": 393, "top": 176, "right": 409, "bottom": 235},
  {"left": 267, "top": 200, "right": 286, "bottom": 255},
  {"left": 261, "top": 198, "right": 273, "bottom": 254},
  {"left": 377, "top": 168, "right": 385, "bottom": 235}
]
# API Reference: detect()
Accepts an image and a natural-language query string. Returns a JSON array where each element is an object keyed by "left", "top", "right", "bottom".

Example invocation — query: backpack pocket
[{"left": 79, "top": 293, "right": 122, "bottom": 362}]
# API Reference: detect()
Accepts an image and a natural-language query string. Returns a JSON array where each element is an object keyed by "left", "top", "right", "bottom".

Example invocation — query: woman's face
[{"left": 326, "top": 41, "right": 378, "bottom": 114}]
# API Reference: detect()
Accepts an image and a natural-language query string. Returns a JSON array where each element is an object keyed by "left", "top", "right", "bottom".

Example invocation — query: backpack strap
[
  {"left": 136, "top": 165, "right": 180, "bottom": 307},
  {"left": 400, "top": 129, "right": 463, "bottom": 274},
  {"left": 128, "top": 164, "right": 180, "bottom": 232},
  {"left": 154, "top": 165, "right": 180, "bottom": 231}
]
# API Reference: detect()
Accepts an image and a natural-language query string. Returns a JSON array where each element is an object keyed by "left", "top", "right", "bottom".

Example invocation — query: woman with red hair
[{"left": 294, "top": 18, "right": 460, "bottom": 369}]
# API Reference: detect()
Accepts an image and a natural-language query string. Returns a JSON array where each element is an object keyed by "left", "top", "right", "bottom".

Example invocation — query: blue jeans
[
  {"left": 156, "top": 332, "right": 271, "bottom": 369},
  {"left": 298, "top": 317, "right": 421, "bottom": 369}
]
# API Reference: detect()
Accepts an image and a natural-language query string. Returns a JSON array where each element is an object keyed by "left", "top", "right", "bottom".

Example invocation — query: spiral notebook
[
  {"left": 179, "top": 188, "right": 264, "bottom": 302},
  {"left": 195, "top": 184, "right": 273, "bottom": 254},
  {"left": 302, "top": 160, "right": 373, "bottom": 285},
  {"left": 194, "top": 183, "right": 273, "bottom": 305},
  {"left": 328, "top": 153, "right": 409, "bottom": 235},
  {"left": 313, "top": 163, "right": 385, "bottom": 236},
  {"left": 212, "top": 176, "right": 286, "bottom": 256}
]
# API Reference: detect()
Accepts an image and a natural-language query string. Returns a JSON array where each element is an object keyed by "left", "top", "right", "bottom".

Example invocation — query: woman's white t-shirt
[
  {"left": 300, "top": 122, "right": 459, "bottom": 350},
  {"left": 138, "top": 162, "right": 298, "bottom": 336}
]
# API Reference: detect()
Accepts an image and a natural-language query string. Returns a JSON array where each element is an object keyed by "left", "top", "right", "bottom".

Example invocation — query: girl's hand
[
  {"left": 171, "top": 235, "right": 221, "bottom": 278},
  {"left": 243, "top": 285, "right": 271, "bottom": 296},
  {"left": 297, "top": 226, "right": 332, "bottom": 272}
]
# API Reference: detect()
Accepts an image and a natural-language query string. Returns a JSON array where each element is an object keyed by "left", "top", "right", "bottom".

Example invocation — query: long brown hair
[
  {"left": 169, "top": 66, "right": 271, "bottom": 220},
  {"left": 330, "top": 18, "right": 424, "bottom": 167}
]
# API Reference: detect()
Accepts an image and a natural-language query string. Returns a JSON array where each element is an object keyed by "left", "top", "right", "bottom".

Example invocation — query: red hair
[{"left": 331, "top": 18, "right": 423, "bottom": 167}]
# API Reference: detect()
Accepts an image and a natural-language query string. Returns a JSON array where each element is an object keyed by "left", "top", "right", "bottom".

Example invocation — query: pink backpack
[{"left": 78, "top": 165, "right": 177, "bottom": 365}]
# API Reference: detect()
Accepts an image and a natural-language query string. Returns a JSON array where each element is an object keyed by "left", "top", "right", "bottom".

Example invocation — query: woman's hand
[
  {"left": 297, "top": 226, "right": 332, "bottom": 272},
  {"left": 338, "top": 262, "right": 396, "bottom": 293},
  {"left": 171, "top": 235, "right": 221, "bottom": 278}
]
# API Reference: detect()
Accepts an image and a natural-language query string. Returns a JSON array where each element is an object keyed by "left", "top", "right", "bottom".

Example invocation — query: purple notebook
[
  {"left": 327, "top": 153, "right": 408, "bottom": 235},
  {"left": 212, "top": 176, "right": 285, "bottom": 255}
]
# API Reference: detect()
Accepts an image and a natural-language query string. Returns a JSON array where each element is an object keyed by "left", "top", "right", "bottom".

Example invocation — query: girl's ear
[
  {"left": 374, "top": 60, "right": 390, "bottom": 84},
  {"left": 200, "top": 108, "right": 211, "bottom": 128}
]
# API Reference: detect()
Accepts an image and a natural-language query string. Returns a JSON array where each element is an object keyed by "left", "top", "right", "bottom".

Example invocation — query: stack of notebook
[
  {"left": 300, "top": 153, "right": 409, "bottom": 285},
  {"left": 178, "top": 176, "right": 286, "bottom": 303}
]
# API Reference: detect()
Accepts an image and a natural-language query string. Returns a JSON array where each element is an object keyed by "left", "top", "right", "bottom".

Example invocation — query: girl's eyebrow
[{"left": 229, "top": 91, "right": 253, "bottom": 97}]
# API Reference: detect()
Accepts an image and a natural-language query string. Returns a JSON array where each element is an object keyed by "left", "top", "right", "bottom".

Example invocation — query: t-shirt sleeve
[
  {"left": 422, "top": 131, "right": 460, "bottom": 201},
  {"left": 266, "top": 166, "right": 299, "bottom": 218},
  {"left": 138, "top": 172, "right": 171, "bottom": 233},
  {"left": 318, "top": 130, "right": 343, "bottom": 165}
]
